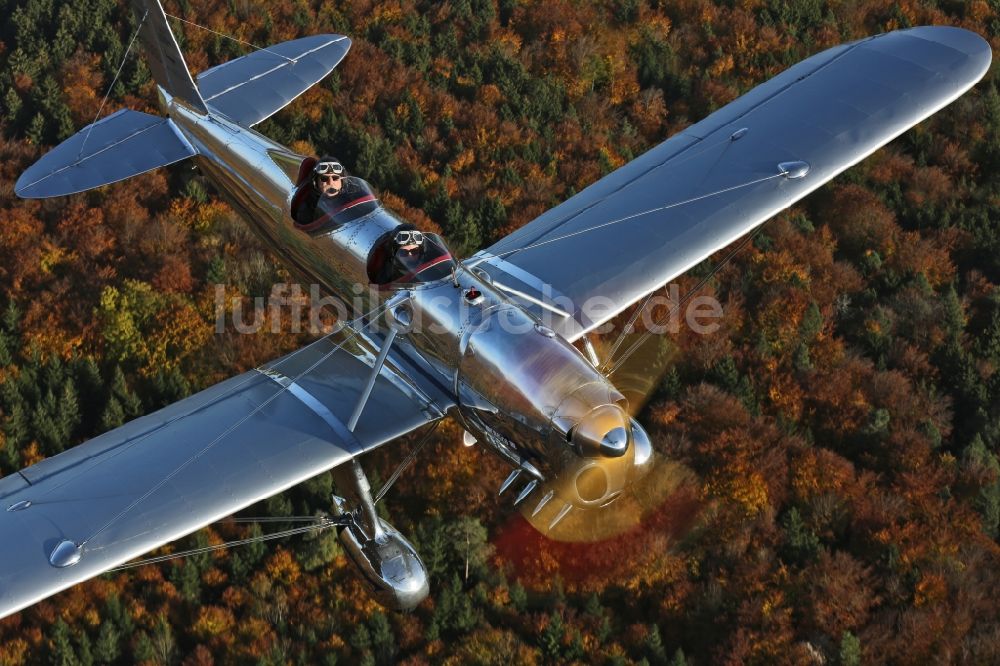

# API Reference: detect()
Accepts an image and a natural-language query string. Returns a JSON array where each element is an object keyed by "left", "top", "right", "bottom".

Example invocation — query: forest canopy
[{"left": 1, "top": 0, "right": 1000, "bottom": 664}]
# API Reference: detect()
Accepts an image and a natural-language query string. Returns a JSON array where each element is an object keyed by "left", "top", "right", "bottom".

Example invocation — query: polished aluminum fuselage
[{"left": 162, "top": 92, "right": 646, "bottom": 507}]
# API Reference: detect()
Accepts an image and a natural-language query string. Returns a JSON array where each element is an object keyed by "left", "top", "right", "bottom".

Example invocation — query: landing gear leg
[{"left": 331, "top": 459, "right": 382, "bottom": 541}]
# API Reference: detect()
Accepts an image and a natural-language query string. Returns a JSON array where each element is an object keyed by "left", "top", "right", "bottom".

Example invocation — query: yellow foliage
[
  {"left": 478, "top": 83, "right": 502, "bottom": 106},
  {"left": 759, "top": 250, "right": 810, "bottom": 285},
  {"left": 170, "top": 198, "right": 230, "bottom": 234},
  {"left": 610, "top": 74, "right": 639, "bottom": 106},
  {"left": 598, "top": 146, "right": 624, "bottom": 170},
  {"left": 647, "top": 14, "right": 671, "bottom": 38},
  {"left": 969, "top": 0, "right": 992, "bottom": 22},
  {"left": 83, "top": 608, "right": 100, "bottom": 628},
  {"left": 766, "top": 371, "right": 803, "bottom": 420},
  {"left": 709, "top": 53, "right": 735, "bottom": 78},
  {"left": 38, "top": 242, "right": 70, "bottom": 274},
  {"left": 193, "top": 605, "right": 235, "bottom": 638},
  {"left": 914, "top": 572, "right": 947, "bottom": 607},
  {"left": 22, "top": 442, "right": 43, "bottom": 466},
  {"left": 432, "top": 56, "right": 453, "bottom": 80},
  {"left": 489, "top": 584, "right": 510, "bottom": 607},
  {"left": 265, "top": 548, "right": 301, "bottom": 586},
  {"left": 98, "top": 279, "right": 212, "bottom": 377},
  {"left": 0, "top": 637, "right": 29, "bottom": 666},
  {"left": 496, "top": 28, "right": 522, "bottom": 52},
  {"left": 285, "top": 140, "right": 314, "bottom": 160},
  {"left": 760, "top": 590, "right": 784, "bottom": 618},
  {"left": 475, "top": 125, "right": 494, "bottom": 147},
  {"left": 128, "top": 598, "right": 148, "bottom": 626},
  {"left": 370, "top": 1, "right": 404, "bottom": 24},
  {"left": 623, "top": 551, "right": 686, "bottom": 593},
  {"left": 721, "top": 470, "right": 769, "bottom": 516},
  {"left": 202, "top": 568, "right": 228, "bottom": 587},
  {"left": 450, "top": 148, "right": 476, "bottom": 173},
  {"left": 22, "top": 327, "right": 83, "bottom": 360}
]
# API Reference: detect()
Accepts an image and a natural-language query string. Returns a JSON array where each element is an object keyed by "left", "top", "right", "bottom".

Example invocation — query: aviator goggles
[
  {"left": 314, "top": 161, "right": 345, "bottom": 176},
  {"left": 395, "top": 230, "right": 424, "bottom": 246}
]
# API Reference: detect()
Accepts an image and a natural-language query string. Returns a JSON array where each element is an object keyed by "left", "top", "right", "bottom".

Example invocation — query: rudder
[{"left": 129, "top": 0, "right": 208, "bottom": 113}]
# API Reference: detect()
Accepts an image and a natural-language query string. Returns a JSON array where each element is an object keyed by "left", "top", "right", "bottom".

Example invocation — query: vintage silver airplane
[{"left": 3, "top": 0, "right": 991, "bottom": 616}]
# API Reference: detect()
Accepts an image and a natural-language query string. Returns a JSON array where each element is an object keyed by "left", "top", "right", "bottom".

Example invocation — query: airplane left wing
[
  {"left": 472, "top": 26, "right": 991, "bottom": 341},
  {"left": 0, "top": 327, "right": 449, "bottom": 620}
]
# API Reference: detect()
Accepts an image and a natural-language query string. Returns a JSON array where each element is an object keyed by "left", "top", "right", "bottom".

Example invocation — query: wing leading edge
[
  {"left": 0, "top": 328, "right": 449, "bottom": 620},
  {"left": 473, "top": 26, "right": 992, "bottom": 341}
]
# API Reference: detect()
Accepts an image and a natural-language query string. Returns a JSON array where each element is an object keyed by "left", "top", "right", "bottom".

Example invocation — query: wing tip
[
  {"left": 904, "top": 25, "right": 993, "bottom": 74},
  {"left": 14, "top": 169, "right": 45, "bottom": 199}
]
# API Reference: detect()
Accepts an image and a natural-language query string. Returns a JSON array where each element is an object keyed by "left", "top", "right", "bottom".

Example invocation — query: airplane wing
[
  {"left": 0, "top": 325, "right": 451, "bottom": 620},
  {"left": 470, "top": 26, "right": 991, "bottom": 341},
  {"left": 195, "top": 34, "right": 351, "bottom": 127}
]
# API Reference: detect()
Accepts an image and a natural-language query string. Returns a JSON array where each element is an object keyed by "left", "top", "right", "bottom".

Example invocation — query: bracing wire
[
  {"left": 77, "top": 10, "right": 147, "bottom": 159},
  {"left": 164, "top": 13, "right": 296, "bottom": 64},
  {"left": 479, "top": 131, "right": 739, "bottom": 259},
  {"left": 106, "top": 517, "right": 344, "bottom": 573},
  {"left": 374, "top": 421, "right": 441, "bottom": 504},
  {"left": 467, "top": 171, "right": 784, "bottom": 268},
  {"left": 603, "top": 224, "right": 766, "bottom": 376},
  {"left": 226, "top": 516, "right": 332, "bottom": 524},
  {"left": 80, "top": 299, "right": 395, "bottom": 549},
  {"left": 602, "top": 288, "right": 660, "bottom": 364}
]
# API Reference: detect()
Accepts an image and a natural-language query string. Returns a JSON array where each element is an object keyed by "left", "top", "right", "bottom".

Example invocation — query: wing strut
[
  {"left": 49, "top": 301, "right": 394, "bottom": 568},
  {"left": 347, "top": 292, "right": 412, "bottom": 432},
  {"left": 330, "top": 293, "right": 416, "bottom": 541}
]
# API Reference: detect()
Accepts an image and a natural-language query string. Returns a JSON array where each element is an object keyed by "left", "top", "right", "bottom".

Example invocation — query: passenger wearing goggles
[
  {"left": 391, "top": 229, "right": 427, "bottom": 275},
  {"left": 294, "top": 156, "right": 372, "bottom": 228},
  {"left": 370, "top": 226, "right": 454, "bottom": 286}
]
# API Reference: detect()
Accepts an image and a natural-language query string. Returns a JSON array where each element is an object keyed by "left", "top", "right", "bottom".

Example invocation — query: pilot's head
[
  {"left": 313, "top": 158, "right": 345, "bottom": 198},
  {"left": 392, "top": 229, "right": 425, "bottom": 274}
]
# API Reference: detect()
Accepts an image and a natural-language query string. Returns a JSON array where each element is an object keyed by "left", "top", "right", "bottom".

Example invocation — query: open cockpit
[{"left": 290, "top": 156, "right": 456, "bottom": 289}]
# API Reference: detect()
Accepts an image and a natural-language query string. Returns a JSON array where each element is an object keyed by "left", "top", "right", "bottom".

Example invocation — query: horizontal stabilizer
[
  {"left": 197, "top": 34, "right": 351, "bottom": 127},
  {"left": 15, "top": 109, "right": 196, "bottom": 199}
]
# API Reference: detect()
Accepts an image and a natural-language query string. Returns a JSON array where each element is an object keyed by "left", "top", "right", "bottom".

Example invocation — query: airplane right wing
[
  {"left": 0, "top": 324, "right": 451, "bottom": 620},
  {"left": 472, "top": 26, "right": 991, "bottom": 342}
]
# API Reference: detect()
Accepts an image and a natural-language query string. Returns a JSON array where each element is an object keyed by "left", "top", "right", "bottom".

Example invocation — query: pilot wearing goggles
[
  {"left": 295, "top": 156, "right": 363, "bottom": 227},
  {"left": 313, "top": 159, "right": 346, "bottom": 197}
]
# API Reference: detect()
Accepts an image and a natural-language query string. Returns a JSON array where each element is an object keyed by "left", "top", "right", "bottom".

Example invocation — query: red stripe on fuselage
[{"left": 296, "top": 194, "right": 377, "bottom": 232}]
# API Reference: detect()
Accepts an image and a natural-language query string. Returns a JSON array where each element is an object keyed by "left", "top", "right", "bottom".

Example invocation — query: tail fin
[{"left": 129, "top": 0, "right": 207, "bottom": 113}]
